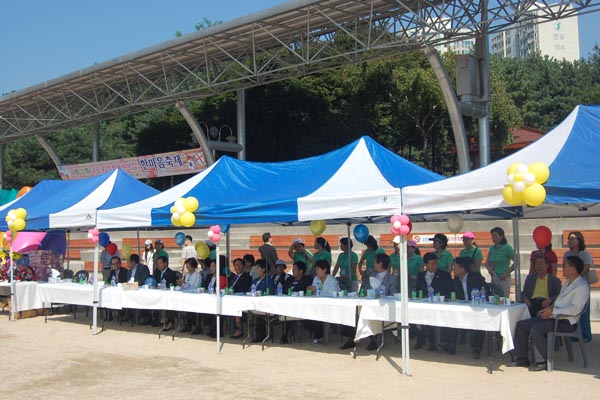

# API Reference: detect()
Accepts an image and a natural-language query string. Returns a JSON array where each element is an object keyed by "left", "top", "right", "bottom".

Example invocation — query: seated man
[
  {"left": 447, "top": 257, "right": 489, "bottom": 359},
  {"left": 521, "top": 254, "right": 562, "bottom": 317},
  {"left": 509, "top": 256, "right": 589, "bottom": 371},
  {"left": 127, "top": 254, "right": 150, "bottom": 285},
  {"left": 413, "top": 252, "right": 453, "bottom": 351},
  {"left": 152, "top": 256, "right": 177, "bottom": 330},
  {"left": 228, "top": 258, "right": 253, "bottom": 339},
  {"left": 108, "top": 256, "right": 128, "bottom": 284},
  {"left": 340, "top": 253, "right": 399, "bottom": 351}
]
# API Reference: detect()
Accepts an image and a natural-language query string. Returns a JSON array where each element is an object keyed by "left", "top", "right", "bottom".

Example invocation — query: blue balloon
[
  {"left": 98, "top": 232, "right": 110, "bottom": 247},
  {"left": 174, "top": 231, "right": 186, "bottom": 246},
  {"left": 353, "top": 224, "right": 369, "bottom": 243},
  {"left": 221, "top": 224, "right": 230, "bottom": 234}
]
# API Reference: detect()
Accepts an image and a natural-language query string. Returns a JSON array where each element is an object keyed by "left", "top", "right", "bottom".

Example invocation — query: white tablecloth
[
  {"left": 355, "top": 298, "right": 531, "bottom": 353},
  {"left": 227, "top": 295, "right": 360, "bottom": 327},
  {"left": 7, "top": 282, "right": 42, "bottom": 312},
  {"left": 36, "top": 283, "right": 95, "bottom": 307}
]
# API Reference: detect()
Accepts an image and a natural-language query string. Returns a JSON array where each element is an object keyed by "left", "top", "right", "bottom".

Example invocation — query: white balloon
[
  {"left": 513, "top": 181, "right": 526, "bottom": 193},
  {"left": 172, "top": 212, "right": 180, "bottom": 221},
  {"left": 174, "top": 199, "right": 184, "bottom": 208},
  {"left": 516, "top": 164, "right": 529, "bottom": 175},
  {"left": 393, "top": 220, "right": 401, "bottom": 229},
  {"left": 207, "top": 230, "right": 214, "bottom": 238},
  {"left": 507, "top": 173, "right": 515, "bottom": 184},
  {"left": 7, "top": 220, "right": 13, "bottom": 227},
  {"left": 524, "top": 172, "right": 536, "bottom": 185},
  {"left": 447, "top": 214, "right": 464, "bottom": 233},
  {"left": 177, "top": 204, "right": 186, "bottom": 214}
]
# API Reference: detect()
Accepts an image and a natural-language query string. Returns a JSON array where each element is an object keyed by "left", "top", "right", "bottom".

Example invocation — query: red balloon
[
  {"left": 106, "top": 242, "right": 118, "bottom": 256},
  {"left": 16, "top": 186, "right": 32, "bottom": 198},
  {"left": 532, "top": 226, "right": 552, "bottom": 248}
]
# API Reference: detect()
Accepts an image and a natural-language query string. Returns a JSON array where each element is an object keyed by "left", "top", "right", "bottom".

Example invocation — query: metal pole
[
  {"left": 512, "top": 217, "right": 521, "bottom": 302},
  {"left": 346, "top": 223, "right": 351, "bottom": 286},
  {"left": 400, "top": 234, "right": 411, "bottom": 375},
  {"left": 478, "top": 0, "right": 492, "bottom": 167},
  {"left": 176, "top": 100, "right": 215, "bottom": 165},
  {"left": 92, "top": 244, "right": 99, "bottom": 334},
  {"left": 236, "top": 89, "right": 246, "bottom": 161},
  {"left": 9, "top": 233, "right": 15, "bottom": 321},
  {"left": 92, "top": 122, "right": 100, "bottom": 162},
  {"left": 216, "top": 242, "right": 221, "bottom": 352}
]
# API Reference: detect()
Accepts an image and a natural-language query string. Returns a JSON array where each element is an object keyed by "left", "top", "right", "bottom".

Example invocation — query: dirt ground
[{"left": 0, "top": 312, "right": 599, "bottom": 400}]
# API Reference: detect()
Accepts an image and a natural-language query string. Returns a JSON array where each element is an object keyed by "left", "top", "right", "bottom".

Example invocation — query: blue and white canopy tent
[
  {"left": 97, "top": 136, "right": 442, "bottom": 228},
  {"left": 97, "top": 136, "right": 443, "bottom": 370},
  {"left": 402, "top": 105, "right": 600, "bottom": 218},
  {"left": 0, "top": 169, "right": 160, "bottom": 230},
  {"left": 402, "top": 105, "right": 600, "bottom": 306}
]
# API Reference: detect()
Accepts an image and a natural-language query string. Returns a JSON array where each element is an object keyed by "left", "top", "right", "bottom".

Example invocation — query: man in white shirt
[{"left": 509, "top": 256, "right": 590, "bottom": 371}]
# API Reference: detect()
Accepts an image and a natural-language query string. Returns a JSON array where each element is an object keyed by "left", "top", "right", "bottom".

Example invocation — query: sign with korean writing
[{"left": 58, "top": 148, "right": 207, "bottom": 180}]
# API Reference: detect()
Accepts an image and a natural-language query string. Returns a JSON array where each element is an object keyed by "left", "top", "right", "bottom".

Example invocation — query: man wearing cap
[
  {"left": 288, "top": 238, "right": 313, "bottom": 274},
  {"left": 447, "top": 257, "right": 489, "bottom": 358},
  {"left": 180, "top": 235, "right": 197, "bottom": 274},
  {"left": 414, "top": 252, "right": 453, "bottom": 351},
  {"left": 259, "top": 232, "right": 279, "bottom": 275},
  {"left": 272, "top": 259, "right": 288, "bottom": 289},
  {"left": 459, "top": 232, "right": 483, "bottom": 273},
  {"left": 152, "top": 239, "right": 169, "bottom": 267},
  {"left": 432, "top": 233, "right": 454, "bottom": 274}
]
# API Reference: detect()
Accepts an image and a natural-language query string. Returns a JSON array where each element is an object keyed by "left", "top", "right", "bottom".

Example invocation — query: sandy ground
[{"left": 0, "top": 312, "right": 599, "bottom": 400}]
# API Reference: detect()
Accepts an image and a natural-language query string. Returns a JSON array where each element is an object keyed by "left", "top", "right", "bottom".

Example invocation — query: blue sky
[{"left": 1, "top": 0, "right": 598, "bottom": 95}]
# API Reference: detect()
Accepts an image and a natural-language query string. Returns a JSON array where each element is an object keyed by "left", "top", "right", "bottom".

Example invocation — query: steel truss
[{"left": 0, "top": 0, "right": 598, "bottom": 142}]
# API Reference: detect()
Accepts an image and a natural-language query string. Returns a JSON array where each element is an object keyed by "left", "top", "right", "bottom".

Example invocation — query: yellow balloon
[
  {"left": 15, "top": 208, "right": 27, "bottom": 219},
  {"left": 507, "top": 162, "right": 523, "bottom": 175},
  {"left": 513, "top": 172, "right": 524, "bottom": 182},
  {"left": 171, "top": 215, "right": 183, "bottom": 227},
  {"left": 121, "top": 244, "right": 132, "bottom": 259},
  {"left": 180, "top": 212, "right": 196, "bottom": 227},
  {"left": 502, "top": 185, "right": 523, "bottom": 206},
  {"left": 310, "top": 220, "right": 326, "bottom": 236},
  {"left": 523, "top": 183, "right": 546, "bottom": 207},
  {"left": 13, "top": 218, "right": 26, "bottom": 231},
  {"left": 528, "top": 162, "right": 550, "bottom": 184},
  {"left": 183, "top": 196, "right": 199, "bottom": 213},
  {"left": 195, "top": 241, "right": 209, "bottom": 258},
  {"left": 170, "top": 206, "right": 177, "bottom": 213},
  {"left": 6, "top": 210, "right": 16, "bottom": 222}
]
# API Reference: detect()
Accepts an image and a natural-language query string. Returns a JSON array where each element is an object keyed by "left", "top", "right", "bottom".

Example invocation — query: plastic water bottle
[
  {"left": 471, "top": 288, "right": 477, "bottom": 305},
  {"left": 474, "top": 288, "right": 481, "bottom": 305},
  {"left": 480, "top": 286, "right": 487, "bottom": 305},
  {"left": 111, "top": 276, "right": 116, "bottom": 287},
  {"left": 251, "top": 283, "right": 257, "bottom": 296},
  {"left": 161, "top": 278, "right": 167, "bottom": 291},
  {"left": 379, "top": 283, "right": 386, "bottom": 298},
  {"left": 89, "top": 273, "right": 94, "bottom": 285},
  {"left": 428, "top": 286, "right": 434, "bottom": 302},
  {"left": 316, "top": 283, "right": 321, "bottom": 297},
  {"left": 277, "top": 282, "right": 283, "bottom": 296}
]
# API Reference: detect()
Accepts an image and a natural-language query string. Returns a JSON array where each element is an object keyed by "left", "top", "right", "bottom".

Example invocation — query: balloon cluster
[
  {"left": 97, "top": 232, "right": 118, "bottom": 256},
  {"left": 207, "top": 225, "right": 222, "bottom": 243},
  {"left": 170, "top": 197, "right": 199, "bottom": 227},
  {"left": 4, "top": 230, "right": 12, "bottom": 244},
  {"left": 390, "top": 215, "right": 412, "bottom": 236},
  {"left": 503, "top": 162, "right": 550, "bottom": 207},
  {"left": 87, "top": 228, "right": 99, "bottom": 243},
  {"left": 6, "top": 208, "right": 27, "bottom": 232},
  {"left": 310, "top": 220, "right": 326, "bottom": 236}
]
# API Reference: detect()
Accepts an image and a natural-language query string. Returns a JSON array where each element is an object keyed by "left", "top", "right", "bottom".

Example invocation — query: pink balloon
[
  {"left": 391, "top": 226, "right": 401, "bottom": 235},
  {"left": 399, "top": 215, "right": 410, "bottom": 225},
  {"left": 399, "top": 225, "right": 410, "bottom": 235},
  {"left": 91, "top": 235, "right": 99, "bottom": 243},
  {"left": 11, "top": 231, "right": 46, "bottom": 253},
  {"left": 210, "top": 233, "right": 221, "bottom": 242},
  {"left": 390, "top": 215, "right": 401, "bottom": 224},
  {"left": 211, "top": 225, "right": 221, "bottom": 235},
  {"left": 89, "top": 228, "right": 99, "bottom": 236}
]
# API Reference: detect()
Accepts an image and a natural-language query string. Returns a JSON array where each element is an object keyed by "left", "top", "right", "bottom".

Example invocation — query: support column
[
  {"left": 0, "top": 144, "right": 4, "bottom": 191},
  {"left": 423, "top": 46, "right": 471, "bottom": 173},
  {"left": 35, "top": 135, "right": 63, "bottom": 167},
  {"left": 92, "top": 121, "right": 100, "bottom": 162},
  {"left": 236, "top": 89, "right": 246, "bottom": 161},
  {"left": 477, "top": 1, "right": 492, "bottom": 167},
  {"left": 175, "top": 100, "right": 215, "bottom": 166}
]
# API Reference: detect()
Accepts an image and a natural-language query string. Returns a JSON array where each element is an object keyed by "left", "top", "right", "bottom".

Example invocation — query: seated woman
[
  {"left": 250, "top": 259, "right": 276, "bottom": 342},
  {"left": 307, "top": 260, "right": 340, "bottom": 344},
  {"left": 271, "top": 259, "right": 288, "bottom": 292},
  {"left": 176, "top": 257, "right": 202, "bottom": 334}
]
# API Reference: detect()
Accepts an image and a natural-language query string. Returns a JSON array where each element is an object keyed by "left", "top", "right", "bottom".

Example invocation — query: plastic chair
[
  {"left": 546, "top": 302, "right": 589, "bottom": 371},
  {"left": 62, "top": 269, "right": 74, "bottom": 279}
]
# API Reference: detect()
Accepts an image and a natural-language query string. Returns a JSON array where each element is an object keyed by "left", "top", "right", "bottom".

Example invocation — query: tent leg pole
[{"left": 512, "top": 217, "right": 521, "bottom": 303}]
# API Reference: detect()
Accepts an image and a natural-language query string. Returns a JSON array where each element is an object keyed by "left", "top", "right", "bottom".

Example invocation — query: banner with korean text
[{"left": 57, "top": 148, "right": 207, "bottom": 180}]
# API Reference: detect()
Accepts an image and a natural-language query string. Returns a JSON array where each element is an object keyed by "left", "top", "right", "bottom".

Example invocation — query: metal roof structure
[{"left": 1, "top": 0, "right": 598, "bottom": 142}]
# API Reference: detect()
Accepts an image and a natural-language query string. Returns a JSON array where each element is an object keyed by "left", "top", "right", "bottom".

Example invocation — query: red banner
[{"left": 58, "top": 148, "right": 207, "bottom": 180}]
